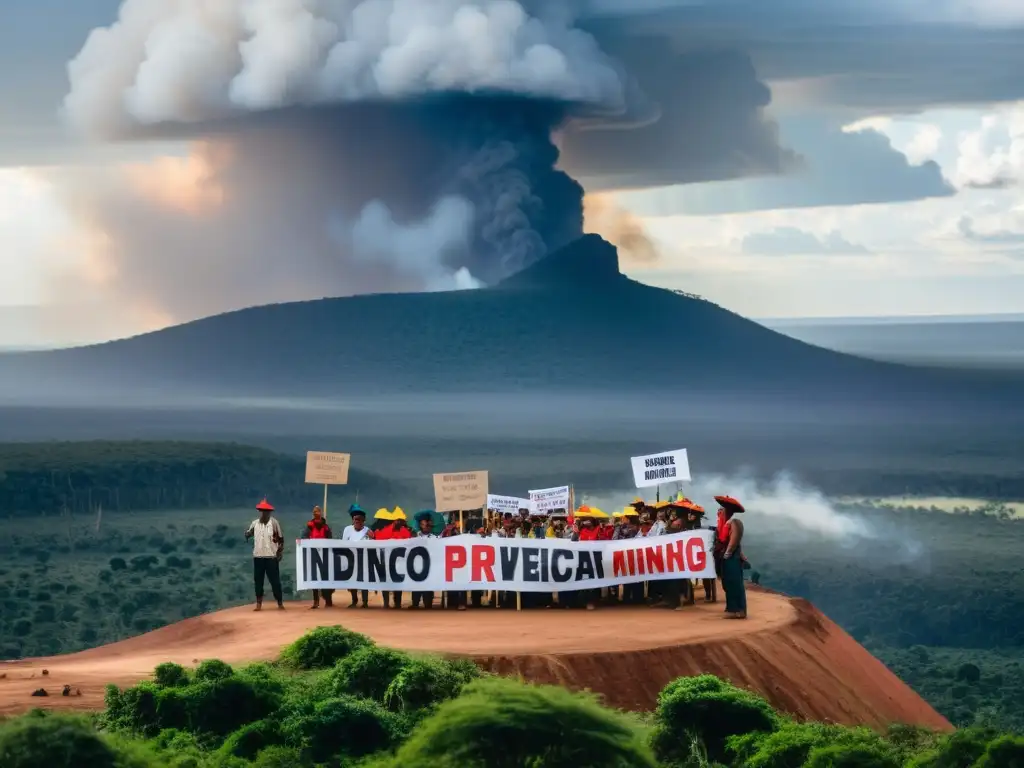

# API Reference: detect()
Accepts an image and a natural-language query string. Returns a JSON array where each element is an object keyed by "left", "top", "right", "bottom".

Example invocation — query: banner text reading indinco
[{"left": 295, "top": 531, "right": 715, "bottom": 592}]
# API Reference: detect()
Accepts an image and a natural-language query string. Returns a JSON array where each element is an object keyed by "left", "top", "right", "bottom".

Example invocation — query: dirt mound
[{"left": 0, "top": 588, "right": 950, "bottom": 731}]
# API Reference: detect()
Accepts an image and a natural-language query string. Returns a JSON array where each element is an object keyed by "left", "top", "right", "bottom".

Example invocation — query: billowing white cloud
[
  {"left": 741, "top": 226, "right": 870, "bottom": 255},
  {"left": 953, "top": 103, "right": 1024, "bottom": 189}
]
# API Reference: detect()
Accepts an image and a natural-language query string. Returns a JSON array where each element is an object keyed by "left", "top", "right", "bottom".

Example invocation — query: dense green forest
[
  {"left": 2, "top": 626, "right": 1022, "bottom": 768},
  {"left": 0, "top": 440, "right": 1022, "bottom": 732},
  {"left": 0, "top": 442, "right": 399, "bottom": 516}
]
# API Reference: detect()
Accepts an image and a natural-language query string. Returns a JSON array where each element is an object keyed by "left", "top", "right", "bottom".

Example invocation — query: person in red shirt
[
  {"left": 574, "top": 508, "right": 602, "bottom": 611},
  {"left": 375, "top": 507, "right": 412, "bottom": 608},
  {"left": 302, "top": 506, "right": 333, "bottom": 609}
]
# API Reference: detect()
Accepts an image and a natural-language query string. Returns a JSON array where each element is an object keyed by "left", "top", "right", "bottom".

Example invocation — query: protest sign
[
  {"left": 486, "top": 494, "right": 531, "bottom": 515},
  {"left": 433, "top": 471, "right": 488, "bottom": 512},
  {"left": 630, "top": 449, "right": 690, "bottom": 488},
  {"left": 304, "top": 451, "right": 351, "bottom": 485},
  {"left": 528, "top": 485, "right": 570, "bottom": 514},
  {"left": 296, "top": 530, "right": 715, "bottom": 592}
]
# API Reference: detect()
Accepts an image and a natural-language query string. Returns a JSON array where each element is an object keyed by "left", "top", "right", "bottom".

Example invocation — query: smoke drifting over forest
[{"left": 53, "top": 0, "right": 789, "bottom": 324}]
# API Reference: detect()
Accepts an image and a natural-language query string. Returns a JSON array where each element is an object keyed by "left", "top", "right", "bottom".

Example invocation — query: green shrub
[
  {"left": 327, "top": 645, "right": 412, "bottom": 701},
  {"left": 651, "top": 675, "right": 777, "bottom": 765},
  {"left": 280, "top": 626, "right": 373, "bottom": 670},
  {"left": 252, "top": 746, "right": 306, "bottom": 768},
  {"left": 804, "top": 742, "right": 901, "bottom": 768},
  {"left": 388, "top": 676, "right": 657, "bottom": 768},
  {"left": 383, "top": 656, "right": 481, "bottom": 713},
  {"left": 218, "top": 719, "right": 284, "bottom": 759},
  {"left": 974, "top": 734, "right": 1024, "bottom": 767},
  {"left": 0, "top": 711, "right": 120, "bottom": 768},
  {"left": 907, "top": 727, "right": 1000, "bottom": 768},
  {"left": 181, "top": 676, "right": 282, "bottom": 737},
  {"left": 728, "top": 722, "right": 890, "bottom": 768},
  {"left": 281, "top": 695, "right": 400, "bottom": 763},
  {"left": 153, "top": 662, "right": 190, "bottom": 688},
  {"left": 194, "top": 659, "right": 233, "bottom": 682}
]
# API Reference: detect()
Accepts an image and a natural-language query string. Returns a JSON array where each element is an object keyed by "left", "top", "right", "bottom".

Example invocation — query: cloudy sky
[{"left": 2, "top": 0, "right": 1024, "bottom": 348}]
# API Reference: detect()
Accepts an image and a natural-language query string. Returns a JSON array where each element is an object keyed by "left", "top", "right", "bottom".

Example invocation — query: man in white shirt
[
  {"left": 341, "top": 505, "right": 371, "bottom": 608},
  {"left": 411, "top": 511, "right": 437, "bottom": 609},
  {"left": 244, "top": 499, "right": 284, "bottom": 611}
]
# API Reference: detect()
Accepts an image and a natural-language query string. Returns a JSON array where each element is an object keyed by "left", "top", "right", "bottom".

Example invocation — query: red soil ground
[{"left": 0, "top": 587, "right": 951, "bottom": 731}]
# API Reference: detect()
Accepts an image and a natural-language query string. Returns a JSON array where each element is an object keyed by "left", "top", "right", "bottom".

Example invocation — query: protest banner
[
  {"left": 528, "top": 485, "right": 570, "bottom": 514},
  {"left": 486, "top": 494, "right": 531, "bottom": 515},
  {"left": 304, "top": 451, "right": 351, "bottom": 517},
  {"left": 630, "top": 449, "right": 690, "bottom": 488},
  {"left": 433, "top": 471, "right": 488, "bottom": 512},
  {"left": 296, "top": 530, "right": 715, "bottom": 592}
]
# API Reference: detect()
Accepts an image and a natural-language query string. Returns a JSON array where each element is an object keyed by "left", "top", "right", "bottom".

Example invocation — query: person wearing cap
[
  {"left": 375, "top": 507, "right": 411, "bottom": 608},
  {"left": 342, "top": 504, "right": 372, "bottom": 608},
  {"left": 715, "top": 496, "right": 747, "bottom": 618},
  {"left": 244, "top": 499, "right": 284, "bottom": 611},
  {"left": 302, "top": 506, "right": 334, "bottom": 609},
  {"left": 573, "top": 507, "right": 603, "bottom": 610},
  {"left": 411, "top": 511, "right": 437, "bottom": 609}
]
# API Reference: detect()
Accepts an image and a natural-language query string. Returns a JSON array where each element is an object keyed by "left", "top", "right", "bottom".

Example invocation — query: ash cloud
[{"left": 53, "top": 0, "right": 790, "bottom": 323}]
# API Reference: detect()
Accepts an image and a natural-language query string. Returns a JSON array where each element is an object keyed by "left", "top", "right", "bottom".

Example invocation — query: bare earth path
[{"left": 0, "top": 588, "right": 951, "bottom": 731}]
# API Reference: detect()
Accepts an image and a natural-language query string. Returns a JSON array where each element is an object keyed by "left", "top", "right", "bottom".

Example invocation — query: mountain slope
[{"left": 1, "top": 235, "right": 1020, "bottom": 409}]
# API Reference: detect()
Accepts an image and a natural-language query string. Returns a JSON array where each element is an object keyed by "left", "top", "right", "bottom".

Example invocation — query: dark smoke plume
[{"left": 53, "top": 0, "right": 788, "bottom": 327}]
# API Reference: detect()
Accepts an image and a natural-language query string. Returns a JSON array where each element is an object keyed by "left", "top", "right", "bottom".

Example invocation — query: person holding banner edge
[
  {"left": 302, "top": 506, "right": 334, "bottom": 609},
  {"left": 376, "top": 507, "right": 411, "bottom": 608},
  {"left": 411, "top": 510, "right": 437, "bottom": 609},
  {"left": 342, "top": 505, "right": 371, "bottom": 608}
]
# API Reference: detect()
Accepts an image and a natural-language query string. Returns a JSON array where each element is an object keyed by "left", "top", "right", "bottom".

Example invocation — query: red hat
[
  {"left": 714, "top": 495, "right": 744, "bottom": 514},
  {"left": 255, "top": 499, "right": 275, "bottom": 512}
]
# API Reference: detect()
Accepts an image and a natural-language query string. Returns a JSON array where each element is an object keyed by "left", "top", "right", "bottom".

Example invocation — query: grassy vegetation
[
  {"left": 0, "top": 442, "right": 398, "bottom": 517},
  {"left": 1, "top": 441, "right": 1022, "bottom": 733},
  {"left": 2, "top": 626, "right": 1022, "bottom": 767}
]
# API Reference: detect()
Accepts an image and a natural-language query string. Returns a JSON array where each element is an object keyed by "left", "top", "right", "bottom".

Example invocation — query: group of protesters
[{"left": 246, "top": 492, "right": 749, "bottom": 619}]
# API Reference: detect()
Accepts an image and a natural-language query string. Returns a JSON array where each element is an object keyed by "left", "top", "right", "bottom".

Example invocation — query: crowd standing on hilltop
[{"left": 246, "top": 494, "right": 749, "bottom": 618}]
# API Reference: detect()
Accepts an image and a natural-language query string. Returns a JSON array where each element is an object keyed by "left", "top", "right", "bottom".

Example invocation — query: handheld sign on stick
[
  {"left": 305, "top": 452, "right": 351, "bottom": 518},
  {"left": 631, "top": 449, "right": 690, "bottom": 501}
]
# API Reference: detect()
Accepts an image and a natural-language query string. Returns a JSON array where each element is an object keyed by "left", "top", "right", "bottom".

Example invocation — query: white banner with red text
[{"left": 295, "top": 530, "right": 715, "bottom": 592}]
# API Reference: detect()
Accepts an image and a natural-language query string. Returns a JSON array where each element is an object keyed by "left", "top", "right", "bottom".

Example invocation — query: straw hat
[
  {"left": 374, "top": 508, "right": 394, "bottom": 520},
  {"left": 391, "top": 506, "right": 408, "bottom": 521},
  {"left": 255, "top": 499, "right": 274, "bottom": 512},
  {"left": 714, "top": 495, "right": 745, "bottom": 514}
]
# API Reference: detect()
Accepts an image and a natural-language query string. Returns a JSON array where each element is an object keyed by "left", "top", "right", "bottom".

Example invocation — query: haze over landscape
[{"left": 1, "top": 1, "right": 1023, "bottom": 766}]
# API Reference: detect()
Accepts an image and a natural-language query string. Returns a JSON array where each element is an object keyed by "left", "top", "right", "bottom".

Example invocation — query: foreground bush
[
  {"left": 12, "top": 628, "right": 1023, "bottom": 768},
  {"left": 326, "top": 645, "right": 413, "bottom": 701},
  {"left": 651, "top": 674, "right": 778, "bottom": 764},
  {"left": 279, "top": 626, "right": 373, "bottom": 670},
  {"left": 383, "top": 655, "right": 482, "bottom": 713},
  {"left": 728, "top": 721, "right": 897, "bottom": 768},
  {"left": 105, "top": 662, "right": 283, "bottom": 739},
  {"left": 387, "top": 676, "right": 657, "bottom": 768},
  {"left": 282, "top": 695, "right": 402, "bottom": 762},
  {"left": 803, "top": 742, "right": 900, "bottom": 768},
  {"left": 0, "top": 711, "right": 130, "bottom": 768}
]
